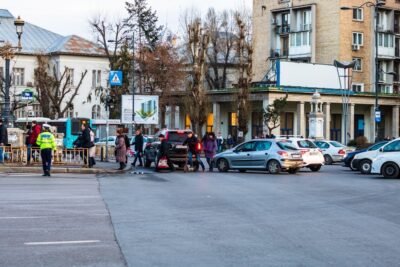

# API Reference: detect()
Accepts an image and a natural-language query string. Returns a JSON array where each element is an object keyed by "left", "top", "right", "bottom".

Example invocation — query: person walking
[
  {"left": 183, "top": 131, "right": 205, "bottom": 172},
  {"left": 216, "top": 132, "right": 224, "bottom": 153},
  {"left": 80, "top": 124, "right": 92, "bottom": 167},
  {"left": 27, "top": 120, "right": 41, "bottom": 164},
  {"left": 88, "top": 126, "right": 96, "bottom": 168},
  {"left": 156, "top": 134, "right": 174, "bottom": 171},
  {"left": 203, "top": 132, "right": 218, "bottom": 171},
  {"left": 115, "top": 129, "right": 127, "bottom": 170},
  {"left": 0, "top": 119, "right": 8, "bottom": 163},
  {"left": 36, "top": 124, "right": 56, "bottom": 176},
  {"left": 132, "top": 129, "right": 144, "bottom": 167},
  {"left": 227, "top": 134, "right": 234, "bottom": 149}
]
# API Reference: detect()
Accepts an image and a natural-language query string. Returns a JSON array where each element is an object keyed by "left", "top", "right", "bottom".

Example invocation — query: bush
[
  {"left": 355, "top": 136, "right": 368, "bottom": 148},
  {"left": 347, "top": 139, "right": 357, "bottom": 147}
]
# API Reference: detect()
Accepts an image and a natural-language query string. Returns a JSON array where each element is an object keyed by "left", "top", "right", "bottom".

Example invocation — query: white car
[
  {"left": 314, "top": 140, "right": 350, "bottom": 165},
  {"left": 95, "top": 136, "right": 117, "bottom": 146},
  {"left": 351, "top": 141, "right": 389, "bottom": 174},
  {"left": 371, "top": 138, "right": 400, "bottom": 178},
  {"left": 277, "top": 138, "right": 324, "bottom": 172}
]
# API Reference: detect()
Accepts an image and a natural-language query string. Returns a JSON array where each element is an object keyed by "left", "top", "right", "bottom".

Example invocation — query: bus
[
  {"left": 15, "top": 117, "right": 51, "bottom": 129},
  {"left": 49, "top": 118, "right": 92, "bottom": 149}
]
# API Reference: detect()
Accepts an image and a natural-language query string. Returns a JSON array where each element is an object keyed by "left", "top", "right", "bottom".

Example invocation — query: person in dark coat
[
  {"left": 156, "top": 134, "right": 174, "bottom": 171},
  {"left": 0, "top": 119, "right": 8, "bottom": 163},
  {"left": 132, "top": 129, "right": 144, "bottom": 167},
  {"left": 80, "top": 124, "right": 92, "bottom": 167},
  {"left": 183, "top": 131, "right": 205, "bottom": 171}
]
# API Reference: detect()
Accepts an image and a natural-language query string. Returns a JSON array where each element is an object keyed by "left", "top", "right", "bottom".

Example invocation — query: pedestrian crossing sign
[{"left": 109, "top": 71, "right": 123, "bottom": 86}]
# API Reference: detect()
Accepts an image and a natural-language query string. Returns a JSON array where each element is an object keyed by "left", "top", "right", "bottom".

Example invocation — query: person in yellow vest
[{"left": 36, "top": 124, "right": 57, "bottom": 176}]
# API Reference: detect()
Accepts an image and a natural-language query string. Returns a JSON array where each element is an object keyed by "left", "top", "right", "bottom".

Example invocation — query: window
[
  {"left": 255, "top": 141, "right": 272, "bottom": 151},
  {"left": 92, "top": 70, "right": 102, "bottom": 88},
  {"left": 368, "top": 141, "right": 388, "bottom": 151},
  {"left": 302, "top": 10, "right": 311, "bottom": 30},
  {"left": 353, "top": 8, "right": 363, "bottom": 21},
  {"left": 352, "top": 83, "right": 364, "bottom": 92},
  {"left": 230, "top": 112, "right": 238, "bottom": 126},
  {"left": 12, "top": 68, "right": 24, "bottom": 86},
  {"left": 290, "top": 32, "right": 310, "bottom": 46},
  {"left": 236, "top": 142, "right": 255, "bottom": 152},
  {"left": 92, "top": 105, "right": 101, "bottom": 119},
  {"left": 352, "top": 32, "right": 363, "bottom": 46},
  {"left": 314, "top": 141, "right": 330, "bottom": 149},
  {"left": 66, "top": 68, "right": 74, "bottom": 86},
  {"left": 378, "top": 33, "right": 394, "bottom": 48},
  {"left": 185, "top": 114, "right": 191, "bottom": 129},
  {"left": 206, "top": 113, "right": 213, "bottom": 132},
  {"left": 383, "top": 140, "right": 400, "bottom": 152},
  {"left": 297, "top": 140, "right": 317, "bottom": 148},
  {"left": 330, "top": 141, "right": 345, "bottom": 148},
  {"left": 353, "top": 58, "right": 362, "bottom": 71},
  {"left": 0, "top": 67, "right": 3, "bottom": 80}
]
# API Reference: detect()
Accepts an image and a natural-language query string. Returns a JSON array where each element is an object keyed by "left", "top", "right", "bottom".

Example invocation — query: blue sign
[
  {"left": 109, "top": 71, "right": 123, "bottom": 86},
  {"left": 375, "top": 110, "right": 381, "bottom": 123},
  {"left": 21, "top": 90, "right": 33, "bottom": 100}
]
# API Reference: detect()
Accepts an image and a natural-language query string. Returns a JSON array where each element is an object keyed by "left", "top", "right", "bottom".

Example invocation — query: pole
[
  {"left": 3, "top": 58, "right": 10, "bottom": 127},
  {"left": 374, "top": 4, "right": 380, "bottom": 142},
  {"left": 131, "top": 32, "right": 136, "bottom": 135},
  {"left": 105, "top": 88, "right": 110, "bottom": 162}
]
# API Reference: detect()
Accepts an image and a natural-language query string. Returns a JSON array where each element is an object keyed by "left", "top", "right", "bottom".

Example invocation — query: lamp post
[
  {"left": 0, "top": 16, "right": 24, "bottom": 127},
  {"left": 341, "top": 1, "right": 386, "bottom": 141}
]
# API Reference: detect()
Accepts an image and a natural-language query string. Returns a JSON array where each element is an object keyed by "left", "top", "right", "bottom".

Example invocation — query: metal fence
[{"left": 0, "top": 146, "right": 89, "bottom": 166}]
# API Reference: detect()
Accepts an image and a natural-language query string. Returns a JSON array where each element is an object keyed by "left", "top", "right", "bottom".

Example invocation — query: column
[
  {"left": 170, "top": 105, "right": 176, "bottom": 129},
  {"left": 297, "top": 102, "right": 306, "bottom": 137},
  {"left": 262, "top": 98, "right": 269, "bottom": 136},
  {"left": 349, "top": 103, "right": 355, "bottom": 141},
  {"left": 393, "top": 105, "right": 399, "bottom": 138},
  {"left": 370, "top": 105, "right": 376, "bottom": 142},
  {"left": 213, "top": 102, "right": 221, "bottom": 133},
  {"left": 324, "top": 102, "right": 331, "bottom": 140}
]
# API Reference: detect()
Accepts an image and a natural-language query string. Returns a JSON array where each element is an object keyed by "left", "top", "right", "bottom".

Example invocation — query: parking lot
[{"left": 2, "top": 165, "right": 400, "bottom": 267}]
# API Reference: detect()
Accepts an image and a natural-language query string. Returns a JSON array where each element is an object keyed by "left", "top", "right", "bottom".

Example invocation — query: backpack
[{"left": 124, "top": 135, "right": 130, "bottom": 148}]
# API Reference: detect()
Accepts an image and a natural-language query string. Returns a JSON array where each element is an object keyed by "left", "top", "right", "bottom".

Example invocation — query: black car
[{"left": 343, "top": 141, "right": 388, "bottom": 171}]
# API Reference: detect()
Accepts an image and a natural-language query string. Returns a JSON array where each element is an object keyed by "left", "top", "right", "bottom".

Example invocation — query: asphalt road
[{"left": 2, "top": 166, "right": 400, "bottom": 267}]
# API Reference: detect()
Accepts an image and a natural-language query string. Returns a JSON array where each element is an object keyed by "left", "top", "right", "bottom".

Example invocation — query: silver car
[{"left": 213, "top": 139, "right": 303, "bottom": 174}]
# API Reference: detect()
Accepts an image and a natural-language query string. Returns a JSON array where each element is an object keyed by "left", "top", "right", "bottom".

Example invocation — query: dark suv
[{"left": 143, "top": 129, "right": 200, "bottom": 170}]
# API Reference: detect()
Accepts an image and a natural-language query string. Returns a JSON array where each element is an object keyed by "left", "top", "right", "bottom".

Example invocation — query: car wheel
[
  {"left": 217, "top": 159, "right": 229, "bottom": 172},
  {"left": 267, "top": 160, "right": 281, "bottom": 174},
  {"left": 382, "top": 162, "right": 400, "bottom": 179},
  {"left": 288, "top": 168, "right": 299, "bottom": 174},
  {"left": 324, "top": 154, "right": 333, "bottom": 165},
  {"left": 359, "top": 159, "right": 372, "bottom": 174},
  {"left": 349, "top": 159, "right": 358, "bottom": 171},
  {"left": 238, "top": 169, "right": 246, "bottom": 173},
  {"left": 309, "top": 165, "right": 321, "bottom": 172}
]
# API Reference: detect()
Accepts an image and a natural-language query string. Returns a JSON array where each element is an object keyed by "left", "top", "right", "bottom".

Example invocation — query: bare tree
[{"left": 34, "top": 55, "right": 87, "bottom": 119}]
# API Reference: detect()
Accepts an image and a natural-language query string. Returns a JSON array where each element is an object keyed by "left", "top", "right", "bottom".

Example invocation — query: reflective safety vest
[{"left": 36, "top": 132, "right": 57, "bottom": 150}]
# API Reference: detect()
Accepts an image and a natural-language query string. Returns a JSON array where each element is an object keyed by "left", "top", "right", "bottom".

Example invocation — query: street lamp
[
  {"left": 0, "top": 15, "right": 24, "bottom": 127},
  {"left": 341, "top": 1, "right": 386, "bottom": 141}
]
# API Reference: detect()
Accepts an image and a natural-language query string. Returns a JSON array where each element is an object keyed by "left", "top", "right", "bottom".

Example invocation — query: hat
[{"left": 43, "top": 124, "right": 51, "bottom": 129}]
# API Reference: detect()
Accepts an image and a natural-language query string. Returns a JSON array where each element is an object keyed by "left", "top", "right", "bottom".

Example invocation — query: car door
[
  {"left": 230, "top": 142, "right": 255, "bottom": 168},
  {"left": 252, "top": 141, "right": 272, "bottom": 168},
  {"left": 380, "top": 140, "right": 400, "bottom": 157}
]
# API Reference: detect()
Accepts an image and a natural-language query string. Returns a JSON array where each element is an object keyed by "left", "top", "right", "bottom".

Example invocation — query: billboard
[
  {"left": 277, "top": 61, "right": 349, "bottom": 89},
  {"left": 121, "top": 95, "right": 159, "bottom": 125}
]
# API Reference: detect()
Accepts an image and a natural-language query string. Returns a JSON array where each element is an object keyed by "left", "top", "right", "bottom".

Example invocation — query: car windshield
[
  {"left": 277, "top": 142, "right": 298, "bottom": 151},
  {"left": 368, "top": 141, "right": 388, "bottom": 151},
  {"left": 330, "top": 141, "right": 344, "bottom": 147},
  {"left": 168, "top": 131, "right": 189, "bottom": 143},
  {"left": 314, "top": 141, "right": 329, "bottom": 149},
  {"left": 297, "top": 140, "right": 317, "bottom": 148}
]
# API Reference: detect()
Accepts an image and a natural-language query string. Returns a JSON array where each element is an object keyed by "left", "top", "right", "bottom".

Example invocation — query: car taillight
[
  {"left": 196, "top": 142, "right": 202, "bottom": 151},
  {"left": 277, "top": 151, "right": 289, "bottom": 157},
  {"left": 318, "top": 149, "right": 323, "bottom": 153},
  {"left": 300, "top": 149, "right": 308, "bottom": 156},
  {"left": 338, "top": 149, "right": 346, "bottom": 155}
]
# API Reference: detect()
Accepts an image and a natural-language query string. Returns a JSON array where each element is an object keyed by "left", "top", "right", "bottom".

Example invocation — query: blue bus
[{"left": 49, "top": 118, "right": 92, "bottom": 148}]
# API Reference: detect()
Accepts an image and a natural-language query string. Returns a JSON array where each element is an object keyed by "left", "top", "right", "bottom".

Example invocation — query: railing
[{"left": 0, "top": 146, "right": 89, "bottom": 166}]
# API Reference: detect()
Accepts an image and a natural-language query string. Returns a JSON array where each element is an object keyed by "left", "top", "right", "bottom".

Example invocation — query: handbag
[{"left": 157, "top": 156, "right": 169, "bottom": 169}]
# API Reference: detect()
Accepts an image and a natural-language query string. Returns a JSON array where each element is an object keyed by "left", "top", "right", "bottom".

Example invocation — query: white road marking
[
  {"left": 0, "top": 216, "right": 43, "bottom": 219},
  {"left": 24, "top": 240, "right": 101, "bottom": 246}
]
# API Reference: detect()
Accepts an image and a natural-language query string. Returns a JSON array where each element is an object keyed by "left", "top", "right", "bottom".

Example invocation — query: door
[
  {"left": 252, "top": 141, "right": 272, "bottom": 168},
  {"left": 230, "top": 142, "right": 255, "bottom": 168}
]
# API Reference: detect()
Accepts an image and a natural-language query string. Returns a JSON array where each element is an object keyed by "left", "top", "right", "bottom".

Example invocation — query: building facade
[{"left": 0, "top": 9, "right": 109, "bottom": 121}]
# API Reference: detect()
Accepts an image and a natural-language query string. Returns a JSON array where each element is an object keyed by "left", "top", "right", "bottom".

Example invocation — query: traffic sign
[
  {"left": 109, "top": 71, "right": 123, "bottom": 86},
  {"left": 375, "top": 110, "right": 381, "bottom": 123},
  {"left": 21, "top": 89, "right": 33, "bottom": 101}
]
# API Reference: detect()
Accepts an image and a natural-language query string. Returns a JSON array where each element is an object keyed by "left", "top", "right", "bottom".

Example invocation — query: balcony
[
  {"left": 291, "top": 24, "right": 312, "bottom": 33},
  {"left": 270, "top": 49, "right": 289, "bottom": 58},
  {"left": 275, "top": 25, "right": 290, "bottom": 35}
]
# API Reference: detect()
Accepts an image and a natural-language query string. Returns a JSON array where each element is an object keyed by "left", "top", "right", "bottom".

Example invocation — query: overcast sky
[{"left": 3, "top": 0, "right": 252, "bottom": 40}]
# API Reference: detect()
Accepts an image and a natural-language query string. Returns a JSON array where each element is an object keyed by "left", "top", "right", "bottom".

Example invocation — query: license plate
[
  {"left": 175, "top": 145, "right": 187, "bottom": 149},
  {"left": 310, "top": 152, "right": 318, "bottom": 155},
  {"left": 292, "top": 154, "right": 301, "bottom": 159}
]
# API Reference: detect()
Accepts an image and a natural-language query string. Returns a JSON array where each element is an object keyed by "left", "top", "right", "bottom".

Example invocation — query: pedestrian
[
  {"left": 132, "top": 128, "right": 144, "bottom": 167},
  {"left": 80, "top": 124, "right": 92, "bottom": 167},
  {"left": 216, "top": 132, "right": 224, "bottom": 153},
  {"left": 156, "top": 134, "right": 174, "bottom": 171},
  {"left": 88, "top": 126, "right": 96, "bottom": 168},
  {"left": 0, "top": 119, "right": 8, "bottom": 163},
  {"left": 27, "top": 120, "right": 41, "bottom": 164},
  {"left": 227, "top": 134, "right": 234, "bottom": 149},
  {"left": 203, "top": 132, "right": 217, "bottom": 171},
  {"left": 36, "top": 124, "right": 56, "bottom": 176},
  {"left": 115, "top": 129, "right": 127, "bottom": 170},
  {"left": 183, "top": 131, "right": 205, "bottom": 172}
]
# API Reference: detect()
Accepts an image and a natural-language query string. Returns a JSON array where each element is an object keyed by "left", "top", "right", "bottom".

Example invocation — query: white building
[{"left": 0, "top": 9, "right": 109, "bottom": 120}]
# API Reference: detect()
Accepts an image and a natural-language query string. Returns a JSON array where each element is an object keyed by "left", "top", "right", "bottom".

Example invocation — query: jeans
[
  {"left": 133, "top": 151, "right": 143, "bottom": 166},
  {"left": 41, "top": 148, "right": 52, "bottom": 173},
  {"left": 27, "top": 144, "right": 32, "bottom": 163},
  {"left": 188, "top": 151, "right": 205, "bottom": 170}
]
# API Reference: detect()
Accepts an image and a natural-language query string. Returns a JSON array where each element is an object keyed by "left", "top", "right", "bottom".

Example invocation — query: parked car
[
  {"left": 370, "top": 138, "right": 400, "bottom": 178},
  {"left": 348, "top": 141, "right": 388, "bottom": 173},
  {"left": 128, "top": 135, "right": 155, "bottom": 157},
  {"left": 277, "top": 138, "right": 324, "bottom": 172},
  {"left": 314, "top": 140, "right": 351, "bottom": 165},
  {"left": 143, "top": 129, "right": 197, "bottom": 169},
  {"left": 95, "top": 136, "right": 117, "bottom": 146},
  {"left": 213, "top": 139, "right": 303, "bottom": 174}
]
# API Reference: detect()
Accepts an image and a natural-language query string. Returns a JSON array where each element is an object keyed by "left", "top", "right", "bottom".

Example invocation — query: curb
[{"left": 0, "top": 166, "right": 120, "bottom": 174}]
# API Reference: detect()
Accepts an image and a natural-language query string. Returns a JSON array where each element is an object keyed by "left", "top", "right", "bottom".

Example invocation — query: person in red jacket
[{"left": 27, "top": 121, "right": 41, "bottom": 164}]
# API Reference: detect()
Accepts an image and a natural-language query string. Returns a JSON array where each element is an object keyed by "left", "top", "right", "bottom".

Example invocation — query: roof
[{"left": 0, "top": 9, "right": 106, "bottom": 57}]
